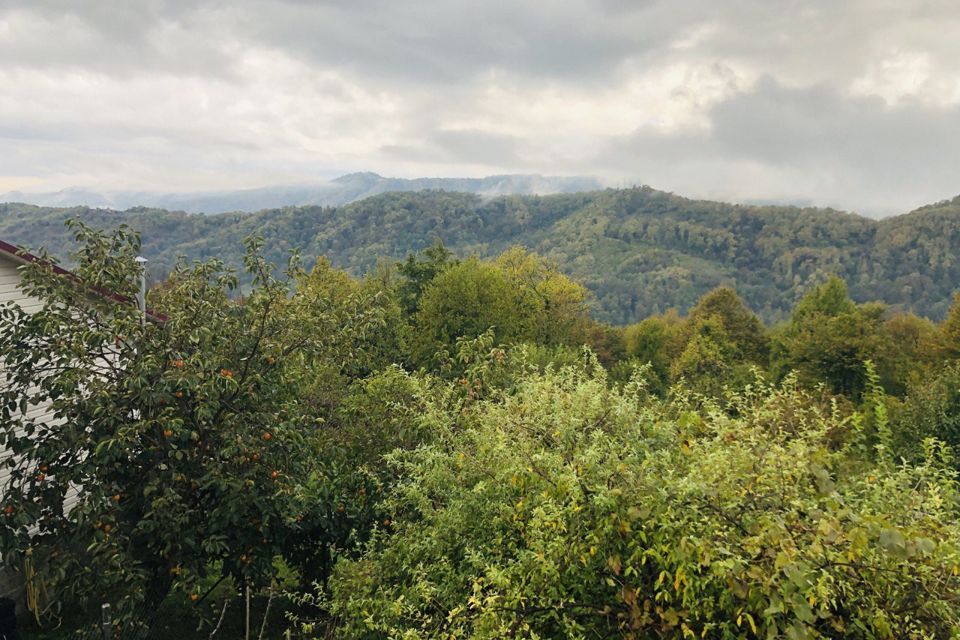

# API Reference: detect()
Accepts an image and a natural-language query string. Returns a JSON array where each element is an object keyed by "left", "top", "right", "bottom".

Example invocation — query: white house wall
[{"left": 0, "top": 254, "right": 81, "bottom": 600}]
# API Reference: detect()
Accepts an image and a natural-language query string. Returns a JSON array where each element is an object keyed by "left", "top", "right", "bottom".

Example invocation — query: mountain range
[
  {"left": 1, "top": 186, "right": 959, "bottom": 324},
  {"left": 0, "top": 172, "right": 603, "bottom": 214}
]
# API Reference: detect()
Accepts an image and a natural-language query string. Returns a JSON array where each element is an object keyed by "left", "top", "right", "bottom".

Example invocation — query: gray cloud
[
  {"left": 592, "top": 77, "right": 960, "bottom": 215},
  {"left": 382, "top": 128, "right": 521, "bottom": 166},
  {"left": 0, "top": 2, "right": 237, "bottom": 78},
  {"left": 2, "top": 0, "right": 960, "bottom": 215}
]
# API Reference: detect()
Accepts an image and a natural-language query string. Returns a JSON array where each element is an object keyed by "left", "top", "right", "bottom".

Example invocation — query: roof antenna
[{"left": 134, "top": 256, "right": 148, "bottom": 325}]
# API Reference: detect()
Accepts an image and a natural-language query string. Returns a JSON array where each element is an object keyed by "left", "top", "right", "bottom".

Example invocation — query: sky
[{"left": 2, "top": 0, "right": 960, "bottom": 217}]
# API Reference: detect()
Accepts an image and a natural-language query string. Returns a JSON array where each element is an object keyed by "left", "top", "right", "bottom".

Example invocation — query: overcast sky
[{"left": 2, "top": 1, "right": 960, "bottom": 216}]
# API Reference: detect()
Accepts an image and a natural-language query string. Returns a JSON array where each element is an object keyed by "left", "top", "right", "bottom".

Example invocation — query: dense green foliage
[
  {"left": 2, "top": 221, "right": 960, "bottom": 638},
  {"left": 409, "top": 248, "right": 590, "bottom": 368},
  {"left": 0, "top": 225, "right": 393, "bottom": 632},
  {"left": 4, "top": 186, "right": 960, "bottom": 324},
  {"left": 330, "top": 365, "right": 960, "bottom": 638}
]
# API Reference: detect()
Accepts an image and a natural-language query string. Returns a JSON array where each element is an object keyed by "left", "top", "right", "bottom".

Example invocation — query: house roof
[{"left": 0, "top": 239, "right": 166, "bottom": 323}]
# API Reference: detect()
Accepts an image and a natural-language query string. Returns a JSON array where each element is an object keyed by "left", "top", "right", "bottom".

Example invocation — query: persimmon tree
[{"left": 0, "top": 223, "right": 366, "bottom": 624}]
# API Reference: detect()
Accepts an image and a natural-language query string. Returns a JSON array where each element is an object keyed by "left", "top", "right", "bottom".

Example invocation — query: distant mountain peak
[
  {"left": 0, "top": 172, "right": 602, "bottom": 214},
  {"left": 331, "top": 171, "right": 384, "bottom": 183}
]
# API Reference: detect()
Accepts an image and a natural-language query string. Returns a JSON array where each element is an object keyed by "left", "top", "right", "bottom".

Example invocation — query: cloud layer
[{"left": 3, "top": 0, "right": 960, "bottom": 215}]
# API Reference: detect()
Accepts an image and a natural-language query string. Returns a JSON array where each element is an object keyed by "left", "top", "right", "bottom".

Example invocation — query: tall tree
[
  {"left": 774, "top": 276, "right": 885, "bottom": 398},
  {"left": 494, "top": 246, "right": 590, "bottom": 346},
  {"left": 396, "top": 239, "right": 457, "bottom": 316},
  {"left": 685, "top": 286, "right": 769, "bottom": 363},
  {"left": 942, "top": 292, "right": 960, "bottom": 360},
  {"left": 410, "top": 258, "right": 537, "bottom": 368},
  {"left": 623, "top": 313, "right": 683, "bottom": 391}
]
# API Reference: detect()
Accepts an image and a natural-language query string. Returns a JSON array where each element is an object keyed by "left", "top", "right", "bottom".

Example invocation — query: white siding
[
  {"left": 0, "top": 254, "right": 80, "bottom": 600},
  {"left": 0, "top": 264, "right": 42, "bottom": 313},
  {"left": 0, "top": 257, "right": 47, "bottom": 494}
]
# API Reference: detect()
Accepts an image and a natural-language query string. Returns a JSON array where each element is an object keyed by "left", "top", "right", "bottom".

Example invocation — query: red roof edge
[{"left": 0, "top": 239, "right": 167, "bottom": 323}]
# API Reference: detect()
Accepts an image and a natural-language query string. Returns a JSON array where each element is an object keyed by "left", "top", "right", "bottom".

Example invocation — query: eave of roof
[{"left": 0, "top": 239, "right": 166, "bottom": 323}]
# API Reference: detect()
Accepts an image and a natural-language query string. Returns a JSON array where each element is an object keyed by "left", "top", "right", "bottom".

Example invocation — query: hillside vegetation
[
  {"left": 4, "top": 223, "right": 960, "bottom": 638},
  {"left": 2, "top": 186, "right": 960, "bottom": 323}
]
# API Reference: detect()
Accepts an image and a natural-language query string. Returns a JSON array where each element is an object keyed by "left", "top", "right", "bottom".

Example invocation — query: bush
[
  {"left": 890, "top": 363, "right": 960, "bottom": 467},
  {"left": 330, "top": 362, "right": 960, "bottom": 639}
]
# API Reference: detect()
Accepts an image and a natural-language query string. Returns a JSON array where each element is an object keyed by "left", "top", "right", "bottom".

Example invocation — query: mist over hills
[
  {"left": 0, "top": 172, "right": 603, "bottom": 214},
  {"left": 2, "top": 186, "right": 959, "bottom": 324}
]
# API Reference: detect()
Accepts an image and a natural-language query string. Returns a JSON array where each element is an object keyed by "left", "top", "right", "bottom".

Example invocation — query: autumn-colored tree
[{"left": 575, "top": 318, "right": 625, "bottom": 368}]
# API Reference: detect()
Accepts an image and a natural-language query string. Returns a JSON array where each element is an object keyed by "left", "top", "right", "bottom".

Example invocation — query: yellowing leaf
[{"left": 744, "top": 613, "right": 757, "bottom": 635}]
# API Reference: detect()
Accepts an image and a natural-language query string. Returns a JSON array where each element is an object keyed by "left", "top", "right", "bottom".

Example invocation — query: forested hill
[
  {"left": 0, "top": 172, "right": 602, "bottom": 214},
  {"left": 2, "top": 186, "right": 959, "bottom": 324}
]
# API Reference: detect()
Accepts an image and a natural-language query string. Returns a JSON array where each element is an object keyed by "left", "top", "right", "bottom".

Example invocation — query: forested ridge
[{"left": 3, "top": 185, "right": 960, "bottom": 323}]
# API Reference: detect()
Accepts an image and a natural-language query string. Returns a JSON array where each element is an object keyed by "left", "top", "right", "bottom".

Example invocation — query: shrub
[
  {"left": 330, "top": 362, "right": 960, "bottom": 639},
  {"left": 890, "top": 363, "right": 960, "bottom": 467}
]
